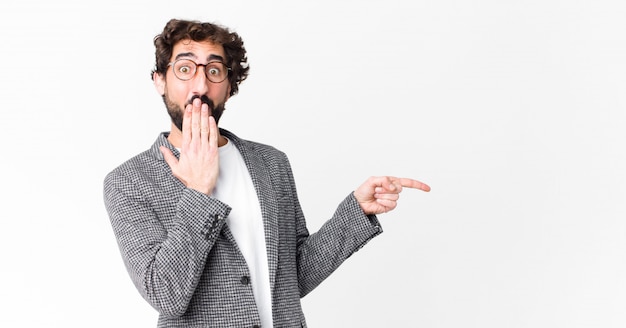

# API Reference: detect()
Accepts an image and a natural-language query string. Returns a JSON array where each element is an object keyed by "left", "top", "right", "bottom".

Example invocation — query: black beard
[{"left": 163, "top": 94, "right": 225, "bottom": 132}]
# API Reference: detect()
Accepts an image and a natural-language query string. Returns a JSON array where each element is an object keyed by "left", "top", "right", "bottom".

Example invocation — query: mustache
[
  {"left": 187, "top": 95, "right": 214, "bottom": 109},
  {"left": 164, "top": 93, "right": 225, "bottom": 132}
]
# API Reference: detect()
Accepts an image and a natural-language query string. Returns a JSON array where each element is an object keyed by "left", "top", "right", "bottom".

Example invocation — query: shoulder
[
  {"left": 107, "top": 149, "right": 155, "bottom": 175},
  {"left": 104, "top": 149, "right": 156, "bottom": 190},
  {"left": 104, "top": 134, "right": 168, "bottom": 187}
]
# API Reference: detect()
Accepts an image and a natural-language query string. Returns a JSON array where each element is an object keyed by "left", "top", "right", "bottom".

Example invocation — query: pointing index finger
[{"left": 399, "top": 177, "right": 431, "bottom": 192}]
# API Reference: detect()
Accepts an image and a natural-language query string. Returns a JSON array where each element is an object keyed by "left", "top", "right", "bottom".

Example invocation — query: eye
[
  {"left": 207, "top": 66, "right": 221, "bottom": 76},
  {"left": 178, "top": 65, "right": 192, "bottom": 74}
]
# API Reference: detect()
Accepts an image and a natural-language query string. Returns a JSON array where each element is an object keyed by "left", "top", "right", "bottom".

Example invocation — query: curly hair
[{"left": 151, "top": 19, "right": 250, "bottom": 97}]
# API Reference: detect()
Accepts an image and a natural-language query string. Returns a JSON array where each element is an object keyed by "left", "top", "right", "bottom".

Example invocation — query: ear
[{"left": 153, "top": 71, "right": 166, "bottom": 95}]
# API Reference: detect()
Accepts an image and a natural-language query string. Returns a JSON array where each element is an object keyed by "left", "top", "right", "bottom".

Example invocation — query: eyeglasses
[{"left": 168, "top": 59, "right": 231, "bottom": 83}]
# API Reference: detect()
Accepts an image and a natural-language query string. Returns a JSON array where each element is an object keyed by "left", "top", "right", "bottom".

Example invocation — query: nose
[{"left": 189, "top": 66, "right": 210, "bottom": 95}]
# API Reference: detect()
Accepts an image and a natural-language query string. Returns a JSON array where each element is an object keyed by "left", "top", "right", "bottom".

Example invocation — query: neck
[{"left": 167, "top": 124, "right": 228, "bottom": 148}]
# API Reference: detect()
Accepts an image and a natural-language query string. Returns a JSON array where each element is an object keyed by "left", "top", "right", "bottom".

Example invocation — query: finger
[
  {"left": 374, "top": 192, "right": 400, "bottom": 201},
  {"left": 191, "top": 98, "right": 202, "bottom": 141},
  {"left": 182, "top": 104, "right": 192, "bottom": 148},
  {"left": 159, "top": 146, "right": 178, "bottom": 169},
  {"left": 208, "top": 115, "right": 218, "bottom": 149},
  {"left": 375, "top": 198, "right": 397, "bottom": 211},
  {"left": 200, "top": 103, "right": 209, "bottom": 146},
  {"left": 377, "top": 176, "right": 398, "bottom": 192},
  {"left": 399, "top": 177, "right": 431, "bottom": 192}
]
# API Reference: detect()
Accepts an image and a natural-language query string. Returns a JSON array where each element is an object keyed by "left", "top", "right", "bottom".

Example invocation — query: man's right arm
[{"left": 103, "top": 170, "right": 230, "bottom": 317}]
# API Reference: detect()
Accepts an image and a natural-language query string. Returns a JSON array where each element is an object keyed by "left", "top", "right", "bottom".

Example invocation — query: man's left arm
[{"left": 294, "top": 172, "right": 430, "bottom": 297}]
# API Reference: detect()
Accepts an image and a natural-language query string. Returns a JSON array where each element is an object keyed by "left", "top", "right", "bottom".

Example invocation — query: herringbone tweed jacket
[{"left": 103, "top": 129, "right": 382, "bottom": 328}]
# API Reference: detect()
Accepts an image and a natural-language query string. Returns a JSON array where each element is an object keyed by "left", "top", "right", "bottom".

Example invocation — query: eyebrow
[{"left": 174, "top": 52, "right": 225, "bottom": 62}]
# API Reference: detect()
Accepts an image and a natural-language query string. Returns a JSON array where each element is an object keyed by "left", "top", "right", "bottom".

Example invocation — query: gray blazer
[{"left": 103, "top": 129, "right": 382, "bottom": 327}]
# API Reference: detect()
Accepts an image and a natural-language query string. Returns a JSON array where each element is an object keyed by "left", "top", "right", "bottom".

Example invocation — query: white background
[{"left": 1, "top": 0, "right": 625, "bottom": 327}]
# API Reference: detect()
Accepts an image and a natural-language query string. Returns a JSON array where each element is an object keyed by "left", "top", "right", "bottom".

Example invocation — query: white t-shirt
[{"left": 211, "top": 138, "right": 273, "bottom": 328}]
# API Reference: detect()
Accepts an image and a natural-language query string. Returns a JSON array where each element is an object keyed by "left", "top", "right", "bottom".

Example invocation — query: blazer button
[{"left": 241, "top": 276, "right": 250, "bottom": 285}]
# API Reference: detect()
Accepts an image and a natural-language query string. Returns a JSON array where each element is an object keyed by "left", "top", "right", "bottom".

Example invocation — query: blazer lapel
[{"left": 226, "top": 132, "right": 279, "bottom": 292}]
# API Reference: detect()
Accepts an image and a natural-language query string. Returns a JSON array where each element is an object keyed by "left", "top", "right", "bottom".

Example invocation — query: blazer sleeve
[
  {"left": 103, "top": 169, "right": 231, "bottom": 317},
  {"left": 279, "top": 157, "right": 383, "bottom": 297}
]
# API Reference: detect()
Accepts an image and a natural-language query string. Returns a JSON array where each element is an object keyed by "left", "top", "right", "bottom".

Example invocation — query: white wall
[{"left": 1, "top": 0, "right": 625, "bottom": 327}]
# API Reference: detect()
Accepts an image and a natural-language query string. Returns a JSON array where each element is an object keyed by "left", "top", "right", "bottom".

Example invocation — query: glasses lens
[
  {"left": 173, "top": 59, "right": 196, "bottom": 80},
  {"left": 205, "top": 62, "right": 228, "bottom": 83}
]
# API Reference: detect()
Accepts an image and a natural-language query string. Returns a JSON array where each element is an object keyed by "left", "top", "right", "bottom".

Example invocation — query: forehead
[{"left": 171, "top": 39, "right": 226, "bottom": 61}]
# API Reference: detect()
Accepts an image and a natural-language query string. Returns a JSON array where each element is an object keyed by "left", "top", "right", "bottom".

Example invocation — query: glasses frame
[{"left": 167, "top": 59, "right": 232, "bottom": 83}]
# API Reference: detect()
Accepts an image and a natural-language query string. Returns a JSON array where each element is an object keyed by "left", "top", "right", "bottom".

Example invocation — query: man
[{"left": 104, "top": 19, "right": 430, "bottom": 328}]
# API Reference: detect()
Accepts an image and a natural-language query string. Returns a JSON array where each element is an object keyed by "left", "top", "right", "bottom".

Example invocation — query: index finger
[
  {"left": 182, "top": 104, "right": 193, "bottom": 148},
  {"left": 398, "top": 177, "right": 431, "bottom": 192}
]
